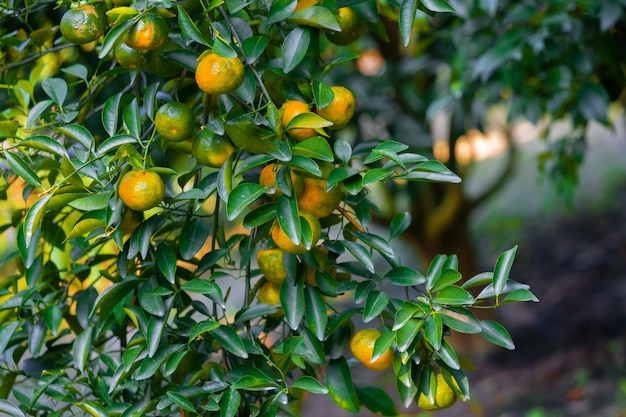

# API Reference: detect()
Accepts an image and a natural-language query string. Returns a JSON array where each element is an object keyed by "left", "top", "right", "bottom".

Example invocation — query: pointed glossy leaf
[
  {"left": 72, "top": 327, "right": 92, "bottom": 374},
  {"left": 290, "top": 6, "right": 341, "bottom": 31},
  {"left": 398, "top": 0, "right": 418, "bottom": 47},
  {"left": 58, "top": 124, "right": 94, "bottom": 150},
  {"left": 147, "top": 315, "right": 165, "bottom": 357},
  {"left": 227, "top": 183, "right": 265, "bottom": 221},
  {"left": 220, "top": 388, "right": 241, "bottom": 417},
  {"left": 362, "top": 168, "right": 393, "bottom": 187},
  {"left": 293, "top": 136, "right": 334, "bottom": 161},
  {"left": 285, "top": 112, "right": 333, "bottom": 131},
  {"left": 210, "top": 325, "right": 248, "bottom": 358},
  {"left": 393, "top": 302, "right": 423, "bottom": 331},
  {"left": 242, "top": 35, "right": 269, "bottom": 62},
  {"left": 440, "top": 307, "right": 482, "bottom": 334},
  {"left": 280, "top": 277, "right": 305, "bottom": 330},
  {"left": 493, "top": 246, "right": 517, "bottom": 297},
  {"left": 0, "top": 400, "right": 26, "bottom": 417},
  {"left": 425, "top": 254, "right": 447, "bottom": 291},
  {"left": 342, "top": 241, "right": 375, "bottom": 273},
  {"left": 156, "top": 243, "right": 177, "bottom": 284},
  {"left": 123, "top": 98, "right": 141, "bottom": 139},
  {"left": 291, "top": 376, "right": 328, "bottom": 394},
  {"left": 90, "top": 277, "right": 141, "bottom": 318},
  {"left": 437, "top": 338, "right": 460, "bottom": 370},
  {"left": 25, "top": 99, "right": 53, "bottom": 130},
  {"left": 424, "top": 313, "right": 443, "bottom": 350},
  {"left": 304, "top": 285, "right": 327, "bottom": 340},
  {"left": 5, "top": 152, "right": 41, "bottom": 188},
  {"left": 0, "top": 322, "right": 19, "bottom": 357},
  {"left": 166, "top": 391, "right": 196, "bottom": 413},
  {"left": 97, "top": 134, "right": 138, "bottom": 156},
  {"left": 356, "top": 231, "right": 395, "bottom": 259},
  {"left": 189, "top": 320, "right": 220, "bottom": 341},
  {"left": 356, "top": 386, "right": 398, "bottom": 417},
  {"left": 75, "top": 401, "right": 110, "bottom": 417},
  {"left": 177, "top": 5, "right": 209, "bottom": 45},
  {"left": 433, "top": 285, "right": 474, "bottom": 305},
  {"left": 326, "top": 358, "right": 359, "bottom": 413},
  {"left": 396, "top": 377, "right": 417, "bottom": 409},
  {"left": 282, "top": 27, "right": 310, "bottom": 73},
  {"left": 179, "top": 217, "right": 210, "bottom": 260},
  {"left": 243, "top": 202, "right": 277, "bottom": 228},
  {"left": 431, "top": 268, "right": 462, "bottom": 292},
  {"left": 502, "top": 288, "right": 539, "bottom": 304},
  {"left": 99, "top": 19, "right": 133, "bottom": 59},
  {"left": 384, "top": 266, "right": 425, "bottom": 287},
  {"left": 42, "top": 77, "right": 67, "bottom": 106},
  {"left": 23, "top": 194, "right": 52, "bottom": 247},
  {"left": 421, "top": 0, "right": 455, "bottom": 12},
  {"left": 276, "top": 195, "right": 301, "bottom": 246},
  {"left": 19, "top": 135, "right": 68, "bottom": 158},
  {"left": 371, "top": 331, "right": 395, "bottom": 362},
  {"left": 363, "top": 290, "right": 390, "bottom": 323},
  {"left": 396, "top": 318, "right": 423, "bottom": 352},
  {"left": 480, "top": 320, "right": 515, "bottom": 350},
  {"left": 267, "top": 0, "right": 296, "bottom": 24},
  {"left": 102, "top": 93, "right": 122, "bottom": 137}
]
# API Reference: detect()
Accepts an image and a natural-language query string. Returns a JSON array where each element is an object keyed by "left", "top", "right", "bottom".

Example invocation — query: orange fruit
[
  {"left": 118, "top": 170, "right": 165, "bottom": 211},
  {"left": 326, "top": 7, "right": 366, "bottom": 46},
  {"left": 257, "top": 248, "right": 287, "bottom": 285},
  {"left": 297, "top": 176, "right": 343, "bottom": 218},
  {"left": 60, "top": 4, "right": 107, "bottom": 45},
  {"left": 195, "top": 52, "right": 245, "bottom": 95},
  {"left": 192, "top": 129, "right": 236, "bottom": 168},
  {"left": 258, "top": 282, "right": 281, "bottom": 306},
  {"left": 281, "top": 100, "right": 318, "bottom": 141},
  {"left": 114, "top": 41, "right": 147, "bottom": 69},
  {"left": 259, "top": 163, "right": 304, "bottom": 198},
  {"left": 271, "top": 211, "right": 321, "bottom": 254},
  {"left": 124, "top": 14, "right": 169, "bottom": 51},
  {"left": 154, "top": 101, "right": 195, "bottom": 142},
  {"left": 315, "top": 86, "right": 356, "bottom": 130},
  {"left": 417, "top": 373, "right": 458, "bottom": 411},
  {"left": 349, "top": 328, "right": 393, "bottom": 372}
]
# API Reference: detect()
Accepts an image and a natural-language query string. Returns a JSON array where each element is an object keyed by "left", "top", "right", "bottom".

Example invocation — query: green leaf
[
  {"left": 424, "top": 313, "right": 443, "bottom": 350},
  {"left": 437, "top": 338, "right": 460, "bottom": 370},
  {"left": 243, "top": 202, "right": 277, "bottom": 228},
  {"left": 99, "top": 19, "right": 133, "bottom": 59},
  {"left": 101, "top": 91, "right": 122, "bottom": 134},
  {"left": 72, "top": 327, "right": 92, "bottom": 374},
  {"left": 362, "top": 168, "right": 393, "bottom": 187},
  {"left": 396, "top": 317, "right": 423, "bottom": 352},
  {"left": 276, "top": 194, "right": 301, "bottom": 246},
  {"left": 97, "top": 134, "right": 138, "bottom": 156},
  {"left": 493, "top": 246, "right": 517, "bottom": 298},
  {"left": 220, "top": 388, "right": 241, "bottom": 417},
  {"left": 0, "top": 399, "right": 26, "bottom": 417},
  {"left": 75, "top": 401, "right": 110, "bottom": 417},
  {"left": 431, "top": 268, "right": 462, "bottom": 292},
  {"left": 227, "top": 182, "right": 265, "bottom": 221},
  {"left": 189, "top": 320, "right": 220, "bottom": 341},
  {"left": 0, "top": 322, "right": 19, "bottom": 357},
  {"left": 342, "top": 241, "right": 375, "bottom": 273},
  {"left": 242, "top": 35, "right": 269, "bottom": 63},
  {"left": 356, "top": 231, "right": 395, "bottom": 259},
  {"left": 421, "top": 0, "right": 455, "bottom": 12},
  {"left": 18, "top": 135, "right": 66, "bottom": 158},
  {"left": 334, "top": 140, "right": 352, "bottom": 164},
  {"left": 480, "top": 320, "right": 515, "bottom": 350},
  {"left": 58, "top": 124, "right": 94, "bottom": 150},
  {"left": 280, "top": 276, "right": 305, "bottom": 330},
  {"left": 23, "top": 194, "right": 52, "bottom": 248},
  {"left": 356, "top": 386, "right": 398, "bottom": 417},
  {"left": 90, "top": 277, "right": 141, "bottom": 318},
  {"left": 290, "top": 6, "right": 341, "bottom": 31},
  {"left": 326, "top": 167, "right": 358, "bottom": 191},
  {"left": 177, "top": 5, "right": 209, "bottom": 45},
  {"left": 179, "top": 217, "right": 210, "bottom": 261},
  {"left": 210, "top": 325, "right": 248, "bottom": 358},
  {"left": 282, "top": 27, "right": 310, "bottom": 73},
  {"left": 42, "top": 77, "right": 67, "bottom": 106},
  {"left": 293, "top": 136, "right": 334, "bottom": 161},
  {"left": 286, "top": 113, "right": 333, "bottom": 133},
  {"left": 399, "top": 0, "right": 418, "bottom": 47},
  {"left": 25, "top": 99, "right": 53, "bottom": 130},
  {"left": 68, "top": 191, "right": 114, "bottom": 211},
  {"left": 156, "top": 243, "right": 177, "bottom": 284},
  {"left": 425, "top": 254, "right": 447, "bottom": 291},
  {"left": 4, "top": 151, "right": 41, "bottom": 188},
  {"left": 433, "top": 285, "right": 474, "bottom": 305},
  {"left": 439, "top": 307, "right": 482, "bottom": 334},
  {"left": 146, "top": 315, "right": 166, "bottom": 357},
  {"left": 502, "top": 288, "right": 539, "bottom": 304},
  {"left": 326, "top": 358, "right": 359, "bottom": 413},
  {"left": 291, "top": 376, "right": 328, "bottom": 394},
  {"left": 288, "top": 155, "right": 321, "bottom": 177},
  {"left": 123, "top": 98, "right": 141, "bottom": 139},
  {"left": 304, "top": 285, "right": 327, "bottom": 340},
  {"left": 577, "top": 82, "right": 610, "bottom": 124},
  {"left": 267, "top": 0, "right": 296, "bottom": 25},
  {"left": 363, "top": 290, "right": 390, "bottom": 323},
  {"left": 166, "top": 392, "right": 196, "bottom": 413},
  {"left": 371, "top": 331, "right": 395, "bottom": 362},
  {"left": 384, "top": 266, "right": 425, "bottom": 286}
]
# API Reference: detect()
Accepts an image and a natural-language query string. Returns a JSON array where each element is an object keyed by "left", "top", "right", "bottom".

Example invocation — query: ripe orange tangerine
[
  {"left": 118, "top": 170, "right": 165, "bottom": 211},
  {"left": 281, "top": 100, "right": 318, "bottom": 141},
  {"left": 195, "top": 52, "right": 245, "bottom": 95},
  {"left": 315, "top": 86, "right": 356, "bottom": 130}
]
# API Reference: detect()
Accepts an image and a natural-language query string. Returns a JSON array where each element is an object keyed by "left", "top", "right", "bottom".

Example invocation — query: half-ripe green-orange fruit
[
  {"left": 60, "top": 4, "right": 107, "bottom": 45},
  {"left": 154, "top": 101, "right": 195, "bottom": 142}
]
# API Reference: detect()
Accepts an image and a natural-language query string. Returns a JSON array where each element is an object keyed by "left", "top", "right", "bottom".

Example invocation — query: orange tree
[{"left": 0, "top": 1, "right": 537, "bottom": 416}]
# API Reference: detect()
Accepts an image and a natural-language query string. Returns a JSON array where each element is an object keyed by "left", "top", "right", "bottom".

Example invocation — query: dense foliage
[{"left": 0, "top": 0, "right": 554, "bottom": 415}]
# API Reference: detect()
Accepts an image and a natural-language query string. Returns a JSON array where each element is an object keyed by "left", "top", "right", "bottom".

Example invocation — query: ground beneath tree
[{"left": 303, "top": 188, "right": 626, "bottom": 417}]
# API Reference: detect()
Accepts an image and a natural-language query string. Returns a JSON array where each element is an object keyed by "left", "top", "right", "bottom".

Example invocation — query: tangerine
[
  {"left": 154, "top": 101, "right": 195, "bottom": 142},
  {"left": 417, "top": 373, "right": 458, "bottom": 411},
  {"left": 281, "top": 100, "right": 318, "bottom": 141},
  {"left": 259, "top": 163, "right": 304, "bottom": 198},
  {"left": 315, "top": 86, "right": 356, "bottom": 130},
  {"left": 271, "top": 211, "right": 321, "bottom": 254},
  {"left": 118, "top": 170, "right": 165, "bottom": 211},
  {"left": 297, "top": 176, "right": 343, "bottom": 218},
  {"left": 60, "top": 5, "right": 107, "bottom": 45},
  {"left": 258, "top": 282, "right": 281, "bottom": 306},
  {"left": 350, "top": 328, "right": 393, "bottom": 372},
  {"left": 195, "top": 52, "right": 245, "bottom": 95},
  {"left": 124, "top": 14, "right": 169, "bottom": 51},
  {"left": 326, "top": 7, "right": 366, "bottom": 46},
  {"left": 257, "top": 248, "right": 287, "bottom": 285},
  {"left": 192, "top": 129, "right": 236, "bottom": 168}
]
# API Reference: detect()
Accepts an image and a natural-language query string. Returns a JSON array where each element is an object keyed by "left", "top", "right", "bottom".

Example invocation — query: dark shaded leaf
[{"left": 326, "top": 358, "right": 359, "bottom": 413}]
